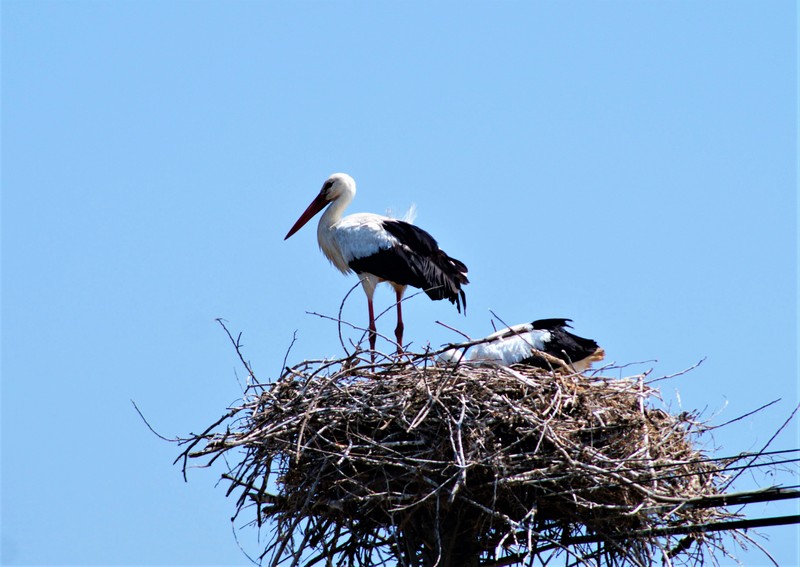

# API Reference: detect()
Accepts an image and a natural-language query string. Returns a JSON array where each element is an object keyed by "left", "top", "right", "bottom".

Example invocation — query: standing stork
[{"left": 284, "top": 173, "right": 469, "bottom": 354}]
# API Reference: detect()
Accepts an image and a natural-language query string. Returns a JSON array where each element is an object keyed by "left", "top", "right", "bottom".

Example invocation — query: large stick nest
[{"left": 184, "top": 347, "right": 742, "bottom": 567}]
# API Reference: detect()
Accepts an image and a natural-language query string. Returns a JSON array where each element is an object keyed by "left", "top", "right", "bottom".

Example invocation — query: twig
[
  {"left": 216, "top": 318, "right": 257, "bottom": 382},
  {"left": 645, "top": 358, "right": 706, "bottom": 384},
  {"left": 435, "top": 320, "right": 471, "bottom": 342},
  {"left": 722, "top": 403, "right": 800, "bottom": 491},
  {"left": 337, "top": 281, "right": 364, "bottom": 356},
  {"left": 131, "top": 400, "right": 175, "bottom": 442}
]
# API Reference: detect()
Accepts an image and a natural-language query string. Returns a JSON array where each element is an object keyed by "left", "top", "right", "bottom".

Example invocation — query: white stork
[
  {"left": 284, "top": 173, "right": 469, "bottom": 354},
  {"left": 439, "top": 318, "right": 604, "bottom": 371}
]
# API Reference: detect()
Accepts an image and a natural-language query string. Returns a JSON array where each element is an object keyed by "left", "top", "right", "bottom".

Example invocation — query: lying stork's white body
[
  {"left": 285, "top": 173, "right": 468, "bottom": 354},
  {"left": 439, "top": 318, "right": 604, "bottom": 371}
]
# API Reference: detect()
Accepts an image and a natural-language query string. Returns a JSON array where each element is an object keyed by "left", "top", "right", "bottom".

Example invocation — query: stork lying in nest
[{"left": 439, "top": 318, "right": 605, "bottom": 371}]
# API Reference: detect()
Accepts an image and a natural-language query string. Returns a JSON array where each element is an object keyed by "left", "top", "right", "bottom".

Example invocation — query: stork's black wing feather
[
  {"left": 348, "top": 219, "right": 469, "bottom": 313},
  {"left": 531, "top": 318, "right": 573, "bottom": 330},
  {"left": 528, "top": 318, "right": 600, "bottom": 364}
]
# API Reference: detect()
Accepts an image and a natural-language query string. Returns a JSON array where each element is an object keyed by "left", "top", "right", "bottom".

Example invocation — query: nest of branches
[{"left": 179, "top": 339, "right": 755, "bottom": 567}]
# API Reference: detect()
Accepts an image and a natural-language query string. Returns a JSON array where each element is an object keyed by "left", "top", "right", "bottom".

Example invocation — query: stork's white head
[
  {"left": 284, "top": 172, "right": 357, "bottom": 240},
  {"left": 321, "top": 172, "right": 356, "bottom": 201}
]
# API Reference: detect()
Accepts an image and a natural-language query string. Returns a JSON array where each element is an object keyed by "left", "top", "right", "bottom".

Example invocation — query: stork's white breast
[{"left": 318, "top": 213, "right": 399, "bottom": 274}]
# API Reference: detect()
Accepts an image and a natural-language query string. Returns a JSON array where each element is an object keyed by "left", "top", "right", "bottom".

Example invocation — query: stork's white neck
[
  {"left": 318, "top": 182, "right": 355, "bottom": 230},
  {"left": 315, "top": 181, "right": 356, "bottom": 274}
]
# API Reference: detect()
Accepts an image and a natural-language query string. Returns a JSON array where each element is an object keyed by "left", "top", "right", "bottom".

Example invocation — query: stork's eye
[{"left": 322, "top": 179, "right": 335, "bottom": 193}]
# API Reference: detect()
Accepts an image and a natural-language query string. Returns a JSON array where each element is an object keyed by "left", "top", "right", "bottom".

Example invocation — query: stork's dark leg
[
  {"left": 367, "top": 297, "right": 377, "bottom": 354},
  {"left": 394, "top": 287, "right": 404, "bottom": 354}
]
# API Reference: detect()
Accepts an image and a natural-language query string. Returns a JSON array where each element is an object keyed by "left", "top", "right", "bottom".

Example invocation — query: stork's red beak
[{"left": 284, "top": 191, "right": 329, "bottom": 240}]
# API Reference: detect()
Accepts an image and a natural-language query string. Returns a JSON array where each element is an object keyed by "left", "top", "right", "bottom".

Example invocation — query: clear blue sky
[{"left": 2, "top": 1, "right": 797, "bottom": 565}]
